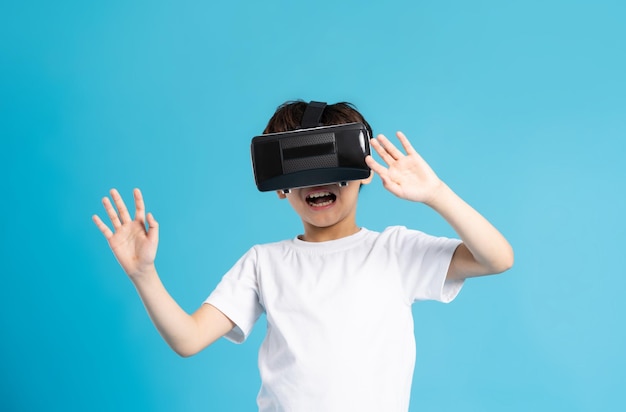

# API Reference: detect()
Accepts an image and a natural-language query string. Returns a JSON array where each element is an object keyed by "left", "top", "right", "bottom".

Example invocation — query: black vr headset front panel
[{"left": 251, "top": 122, "right": 371, "bottom": 192}]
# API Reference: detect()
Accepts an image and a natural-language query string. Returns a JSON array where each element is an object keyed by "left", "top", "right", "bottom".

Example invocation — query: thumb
[{"left": 146, "top": 212, "right": 159, "bottom": 243}]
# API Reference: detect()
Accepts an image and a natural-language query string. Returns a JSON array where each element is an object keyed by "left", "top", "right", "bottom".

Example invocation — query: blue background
[{"left": 1, "top": 1, "right": 625, "bottom": 411}]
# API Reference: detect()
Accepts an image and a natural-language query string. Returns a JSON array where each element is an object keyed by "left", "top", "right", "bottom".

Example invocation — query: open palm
[
  {"left": 92, "top": 188, "right": 159, "bottom": 278},
  {"left": 365, "top": 132, "right": 444, "bottom": 205}
]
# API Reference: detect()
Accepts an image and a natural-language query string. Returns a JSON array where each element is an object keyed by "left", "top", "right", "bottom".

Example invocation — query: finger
[
  {"left": 396, "top": 131, "right": 430, "bottom": 168},
  {"left": 365, "top": 155, "right": 389, "bottom": 178},
  {"left": 374, "top": 167, "right": 401, "bottom": 195},
  {"left": 146, "top": 212, "right": 159, "bottom": 243},
  {"left": 110, "top": 189, "right": 132, "bottom": 224},
  {"left": 396, "top": 131, "right": 417, "bottom": 155},
  {"left": 92, "top": 214, "right": 114, "bottom": 239},
  {"left": 370, "top": 136, "right": 396, "bottom": 166},
  {"left": 376, "top": 134, "right": 405, "bottom": 160},
  {"left": 102, "top": 196, "right": 122, "bottom": 229},
  {"left": 133, "top": 188, "right": 146, "bottom": 222}
]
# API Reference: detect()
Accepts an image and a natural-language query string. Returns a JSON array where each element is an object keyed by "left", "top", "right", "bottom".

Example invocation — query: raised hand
[
  {"left": 365, "top": 132, "right": 444, "bottom": 205},
  {"left": 92, "top": 188, "right": 159, "bottom": 278}
]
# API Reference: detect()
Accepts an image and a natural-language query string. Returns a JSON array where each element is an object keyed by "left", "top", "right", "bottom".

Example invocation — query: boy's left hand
[{"left": 365, "top": 132, "right": 444, "bottom": 205}]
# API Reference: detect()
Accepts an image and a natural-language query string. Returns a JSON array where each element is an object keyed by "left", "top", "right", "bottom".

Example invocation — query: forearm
[
  {"left": 426, "top": 182, "right": 514, "bottom": 278},
  {"left": 130, "top": 266, "right": 207, "bottom": 357},
  {"left": 94, "top": 189, "right": 229, "bottom": 355}
]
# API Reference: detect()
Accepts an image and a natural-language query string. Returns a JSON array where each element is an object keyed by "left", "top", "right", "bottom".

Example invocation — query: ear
[
  {"left": 360, "top": 170, "right": 374, "bottom": 186},
  {"left": 276, "top": 190, "right": 287, "bottom": 199}
]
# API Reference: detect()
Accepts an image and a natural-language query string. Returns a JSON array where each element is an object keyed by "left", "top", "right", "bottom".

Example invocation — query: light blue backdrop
[{"left": 1, "top": 1, "right": 624, "bottom": 411}]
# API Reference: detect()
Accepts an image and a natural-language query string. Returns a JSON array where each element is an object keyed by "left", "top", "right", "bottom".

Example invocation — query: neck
[{"left": 299, "top": 222, "right": 361, "bottom": 242}]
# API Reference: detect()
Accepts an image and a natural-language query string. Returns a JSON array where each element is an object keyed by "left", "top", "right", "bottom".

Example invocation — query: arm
[
  {"left": 365, "top": 132, "right": 514, "bottom": 281},
  {"left": 92, "top": 188, "right": 234, "bottom": 357}
]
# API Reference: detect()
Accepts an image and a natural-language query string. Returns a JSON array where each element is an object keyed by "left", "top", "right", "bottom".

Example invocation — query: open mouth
[{"left": 306, "top": 191, "right": 336, "bottom": 207}]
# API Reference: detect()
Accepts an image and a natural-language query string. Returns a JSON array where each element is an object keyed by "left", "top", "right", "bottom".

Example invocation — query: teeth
[
  {"left": 306, "top": 191, "right": 335, "bottom": 207},
  {"left": 307, "top": 191, "right": 331, "bottom": 199},
  {"left": 309, "top": 199, "right": 333, "bottom": 207}
]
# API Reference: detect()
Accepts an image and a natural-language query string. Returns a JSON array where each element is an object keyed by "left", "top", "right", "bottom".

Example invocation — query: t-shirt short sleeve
[
  {"left": 385, "top": 226, "right": 464, "bottom": 303},
  {"left": 204, "top": 247, "right": 264, "bottom": 343}
]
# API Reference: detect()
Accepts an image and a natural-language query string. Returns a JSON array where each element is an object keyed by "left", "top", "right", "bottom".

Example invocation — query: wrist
[
  {"left": 128, "top": 263, "right": 159, "bottom": 285},
  {"left": 423, "top": 181, "right": 451, "bottom": 208}
]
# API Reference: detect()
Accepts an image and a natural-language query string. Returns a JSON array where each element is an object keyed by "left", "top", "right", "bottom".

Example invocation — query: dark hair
[{"left": 263, "top": 100, "right": 373, "bottom": 137}]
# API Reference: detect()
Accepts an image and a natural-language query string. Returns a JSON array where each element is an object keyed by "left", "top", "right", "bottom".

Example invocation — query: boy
[{"left": 93, "top": 101, "right": 513, "bottom": 411}]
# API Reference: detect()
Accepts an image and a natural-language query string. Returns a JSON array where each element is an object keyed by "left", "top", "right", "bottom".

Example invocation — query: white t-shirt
[{"left": 205, "top": 226, "right": 463, "bottom": 412}]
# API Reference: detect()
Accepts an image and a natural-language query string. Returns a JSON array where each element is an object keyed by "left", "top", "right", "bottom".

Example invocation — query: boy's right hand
[{"left": 93, "top": 188, "right": 159, "bottom": 279}]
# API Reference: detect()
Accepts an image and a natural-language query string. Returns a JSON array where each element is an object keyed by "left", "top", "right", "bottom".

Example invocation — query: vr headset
[{"left": 251, "top": 101, "right": 372, "bottom": 193}]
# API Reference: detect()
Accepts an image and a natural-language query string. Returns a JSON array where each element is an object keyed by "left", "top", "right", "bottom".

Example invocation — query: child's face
[{"left": 276, "top": 174, "right": 372, "bottom": 241}]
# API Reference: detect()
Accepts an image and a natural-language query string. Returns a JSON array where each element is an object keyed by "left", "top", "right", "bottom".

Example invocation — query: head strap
[{"left": 300, "top": 101, "right": 327, "bottom": 128}]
